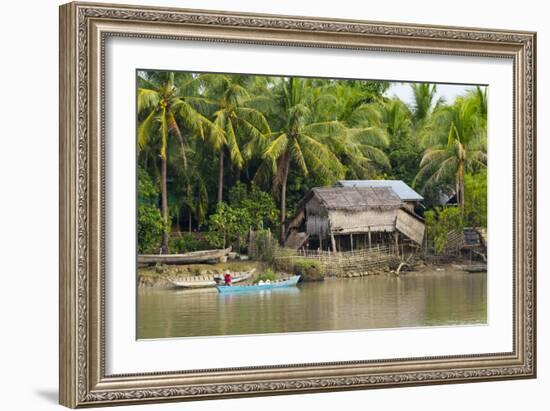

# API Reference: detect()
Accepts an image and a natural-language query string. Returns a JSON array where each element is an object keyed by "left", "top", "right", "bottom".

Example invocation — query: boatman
[{"left": 223, "top": 271, "right": 232, "bottom": 286}]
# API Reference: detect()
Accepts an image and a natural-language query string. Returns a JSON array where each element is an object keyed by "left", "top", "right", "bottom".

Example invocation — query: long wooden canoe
[
  {"left": 453, "top": 263, "right": 487, "bottom": 273},
  {"left": 216, "top": 275, "right": 301, "bottom": 294},
  {"left": 138, "top": 247, "right": 232, "bottom": 265},
  {"left": 462, "top": 264, "right": 487, "bottom": 273},
  {"left": 169, "top": 269, "right": 255, "bottom": 289}
]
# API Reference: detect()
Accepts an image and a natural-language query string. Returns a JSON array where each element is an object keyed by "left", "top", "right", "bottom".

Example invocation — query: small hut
[{"left": 286, "top": 186, "right": 425, "bottom": 252}]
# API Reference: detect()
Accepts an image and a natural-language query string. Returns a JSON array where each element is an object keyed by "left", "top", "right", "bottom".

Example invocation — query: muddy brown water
[{"left": 137, "top": 269, "right": 487, "bottom": 339}]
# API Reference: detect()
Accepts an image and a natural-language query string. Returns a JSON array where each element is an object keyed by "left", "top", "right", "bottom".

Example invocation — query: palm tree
[
  {"left": 137, "top": 71, "right": 217, "bottom": 253},
  {"left": 414, "top": 95, "right": 487, "bottom": 210},
  {"left": 410, "top": 83, "right": 440, "bottom": 127},
  {"left": 378, "top": 98, "right": 412, "bottom": 139},
  {"left": 375, "top": 98, "right": 424, "bottom": 185},
  {"left": 254, "top": 77, "right": 348, "bottom": 242},
  {"left": 319, "top": 82, "right": 390, "bottom": 179},
  {"left": 197, "top": 74, "right": 271, "bottom": 204},
  {"left": 467, "top": 86, "right": 488, "bottom": 125}
]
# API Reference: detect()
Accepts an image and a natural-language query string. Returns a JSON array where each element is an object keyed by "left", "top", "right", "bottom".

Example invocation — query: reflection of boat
[
  {"left": 216, "top": 275, "right": 301, "bottom": 294},
  {"left": 138, "top": 247, "right": 231, "bottom": 265},
  {"left": 169, "top": 269, "right": 255, "bottom": 289}
]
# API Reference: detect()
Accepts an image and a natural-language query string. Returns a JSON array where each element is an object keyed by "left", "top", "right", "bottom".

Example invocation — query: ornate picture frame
[{"left": 59, "top": 1, "right": 536, "bottom": 407}]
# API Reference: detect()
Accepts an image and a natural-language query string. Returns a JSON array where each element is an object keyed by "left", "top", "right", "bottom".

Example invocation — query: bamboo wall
[{"left": 395, "top": 209, "right": 425, "bottom": 245}]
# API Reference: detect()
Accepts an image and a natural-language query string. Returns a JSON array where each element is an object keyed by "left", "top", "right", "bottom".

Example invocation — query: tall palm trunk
[
  {"left": 279, "top": 152, "right": 291, "bottom": 244},
  {"left": 160, "top": 154, "right": 169, "bottom": 254},
  {"left": 457, "top": 160, "right": 465, "bottom": 213},
  {"left": 217, "top": 151, "right": 224, "bottom": 204}
]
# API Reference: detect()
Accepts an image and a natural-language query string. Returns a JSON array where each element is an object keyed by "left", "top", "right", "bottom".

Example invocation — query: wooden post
[
  {"left": 330, "top": 232, "right": 337, "bottom": 254},
  {"left": 350, "top": 233, "right": 354, "bottom": 252},
  {"left": 368, "top": 227, "right": 372, "bottom": 249},
  {"left": 394, "top": 232, "right": 399, "bottom": 257},
  {"left": 424, "top": 231, "right": 428, "bottom": 258}
]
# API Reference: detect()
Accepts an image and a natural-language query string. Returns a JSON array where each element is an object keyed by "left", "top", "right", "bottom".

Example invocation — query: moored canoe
[{"left": 216, "top": 275, "right": 301, "bottom": 293}]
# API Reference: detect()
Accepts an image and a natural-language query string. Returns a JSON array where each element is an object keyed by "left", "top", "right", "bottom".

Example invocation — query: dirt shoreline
[
  {"left": 138, "top": 261, "right": 268, "bottom": 288},
  {"left": 138, "top": 260, "right": 484, "bottom": 288}
]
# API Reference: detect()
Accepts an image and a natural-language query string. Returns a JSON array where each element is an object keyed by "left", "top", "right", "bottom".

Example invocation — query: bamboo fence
[{"left": 273, "top": 245, "right": 401, "bottom": 276}]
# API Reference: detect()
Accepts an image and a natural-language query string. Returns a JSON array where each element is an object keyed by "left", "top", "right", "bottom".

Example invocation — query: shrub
[
  {"left": 291, "top": 259, "right": 324, "bottom": 281},
  {"left": 137, "top": 166, "right": 158, "bottom": 206},
  {"left": 205, "top": 203, "right": 251, "bottom": 252},
  {"left": 254, "top": 269, "right": 277, "bottom": 284},
  {"left": 168, "top": 233, "right": 206, "bottom": 253},
  {"left": 137, "top": 205, "right": 164, "bottom": 253},
  {"left": 464, "top": 170, "right": 487, "bottom": 228},
  {"left": 228, "top": 182, "right": 279, "bottom": 230},
  {"left": 253, "top": 229, "right": 277, "bottom": 261},
  {"left": 425, "top": 206, "right": 464, "bottom": 253}
]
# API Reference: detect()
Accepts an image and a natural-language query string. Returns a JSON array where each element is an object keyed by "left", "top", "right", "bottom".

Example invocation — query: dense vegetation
[{"left": 136, "top": 71, "right": 487, "bottom": 254}]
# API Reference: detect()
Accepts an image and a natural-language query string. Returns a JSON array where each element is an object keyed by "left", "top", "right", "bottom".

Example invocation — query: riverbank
[
  {"left": 138, "top": 261, "right": 271, "bottom": 288},
  {"left": 137, "top": 259, "right": 483, "bottom": 288}
]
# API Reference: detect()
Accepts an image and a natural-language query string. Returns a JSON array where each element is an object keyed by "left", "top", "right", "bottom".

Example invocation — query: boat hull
[
  {"left": 138, "top": 247, "right": 232, "bottom": 265},
  {"left": 169, "top": 270, "right": 255, "bottom": 289},
  {"left": 216, "top": 275, "right": 301, "bottom": 293}
]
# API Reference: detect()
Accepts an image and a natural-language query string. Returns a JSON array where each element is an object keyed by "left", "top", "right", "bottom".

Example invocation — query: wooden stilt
[
  {"left": 330, "top": 232, "right": 337, "bottom": 254},
  {"left": 368, "top": 227, "right": 372, "bottom": 249},
  {"left": 350, "top": 233, "right": 354, "bottom": 252},
  {"left": 395, "top": 232, "right": 399, "bottom": 257}
]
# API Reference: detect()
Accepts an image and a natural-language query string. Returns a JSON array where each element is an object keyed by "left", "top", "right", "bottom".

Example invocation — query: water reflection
[{"left": 137, "top": 270, "right": 487, "bottom": 339}]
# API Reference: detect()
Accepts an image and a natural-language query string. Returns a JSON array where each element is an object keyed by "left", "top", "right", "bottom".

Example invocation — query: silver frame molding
[{"left": 59, "top": 2, "right": 537, "bottom": 408}]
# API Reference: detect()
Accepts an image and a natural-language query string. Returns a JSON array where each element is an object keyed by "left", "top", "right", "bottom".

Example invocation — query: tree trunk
[
  {"left": 160, "top": 154, "right": 169, "bottom": 254},
  {"left": 457, "top": 160, "right": 465, "bottom": 213},
  {"left": 279, "top": 153, "right": 291, "bottom": 244},
  {"left": 217, "top": 150, "right": 224, "bottom": 204}
]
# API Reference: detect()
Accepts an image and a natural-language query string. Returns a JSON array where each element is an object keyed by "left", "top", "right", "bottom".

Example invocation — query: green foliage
[
  {"left": 137, "top": 205, "right": 164, "bottom": 253},
  {"left": 137, "top": 167, "right": 164, "bottom": 253},
  {"left": 228, "top": 182, "right": 279, "bottom": 230},
  {"left": 206, "top": 183, "right": 278, "bottom": 253},
  {"left": 291, "top": 259, "right": 324, "bottom": 281},
  {"left": 425, "top": 207, "right": 464, "bottom": 253},
  {"left": 254, "top": 269, "right": 277, "bottom": 283},
  {"left": 464, "top": 170, "right": 487, "bottom": 228},
  {"left": 168, "top": 234, "right": 210, "bottom": 253},
  {"left": 205, "top": 203, "right": 251, "bottom": 251},
  {"left": 253, "top": 229, "right": 277, "bottom": 261},
  {"left": 415, "top": 94, "right": 487, "bottom": 206},
  {"left": 385, "top": 131, "right": 423, "bottom": 187},
  {"left": 137, "top": 166, "right": 158, "bottom": 206},
  {"left": 136, "top": 70, "right": 487, "bottom": 254}
]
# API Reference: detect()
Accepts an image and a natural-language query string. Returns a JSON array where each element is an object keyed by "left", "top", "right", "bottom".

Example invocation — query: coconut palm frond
[
  {"left": 137, "top": 109, "right": 157, "bottom": 151},
  {"left": 137, "top": 88, "right": 160, "bottom": 113},
  {"left": 263, "top": 133, "right": 289, "bottom": 161},
  {"left": 224, "top": 120, "right": 244, "bottom": 169}
]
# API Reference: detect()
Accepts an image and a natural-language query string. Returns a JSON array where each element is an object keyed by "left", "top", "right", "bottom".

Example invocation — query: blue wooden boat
[{"left": 216, "top": 275, "right": 301, "bottom": 293}]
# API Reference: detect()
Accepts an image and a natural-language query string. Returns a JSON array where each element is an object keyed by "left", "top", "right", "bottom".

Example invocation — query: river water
[{"left": 137, "top": 269, "right": 487, "bottom": 339}]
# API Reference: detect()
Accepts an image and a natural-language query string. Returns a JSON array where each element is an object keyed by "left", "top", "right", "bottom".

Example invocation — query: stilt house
[{"left": 286, "top": 183, "right": 425, "bottom": 252}]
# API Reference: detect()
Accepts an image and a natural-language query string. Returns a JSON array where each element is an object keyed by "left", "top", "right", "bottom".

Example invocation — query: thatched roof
[
  {"left": 309, "top": 187, "right": 402, "bottom": 211},
  {"left": 336, "top": 180, "right": 423, "bottom": 201}
]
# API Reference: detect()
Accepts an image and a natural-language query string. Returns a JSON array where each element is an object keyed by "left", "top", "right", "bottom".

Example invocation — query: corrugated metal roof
[
  {"left": 336, "top": 180, "right": 424, "bottom": 201},
  {"left": 311, "top": 187, "right": 402, "bottom": 211}
]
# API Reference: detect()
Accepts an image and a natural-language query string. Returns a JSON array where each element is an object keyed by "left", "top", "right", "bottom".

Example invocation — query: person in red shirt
[{"left": 223, "top": 271, "right": 232, "bottom": 286}]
